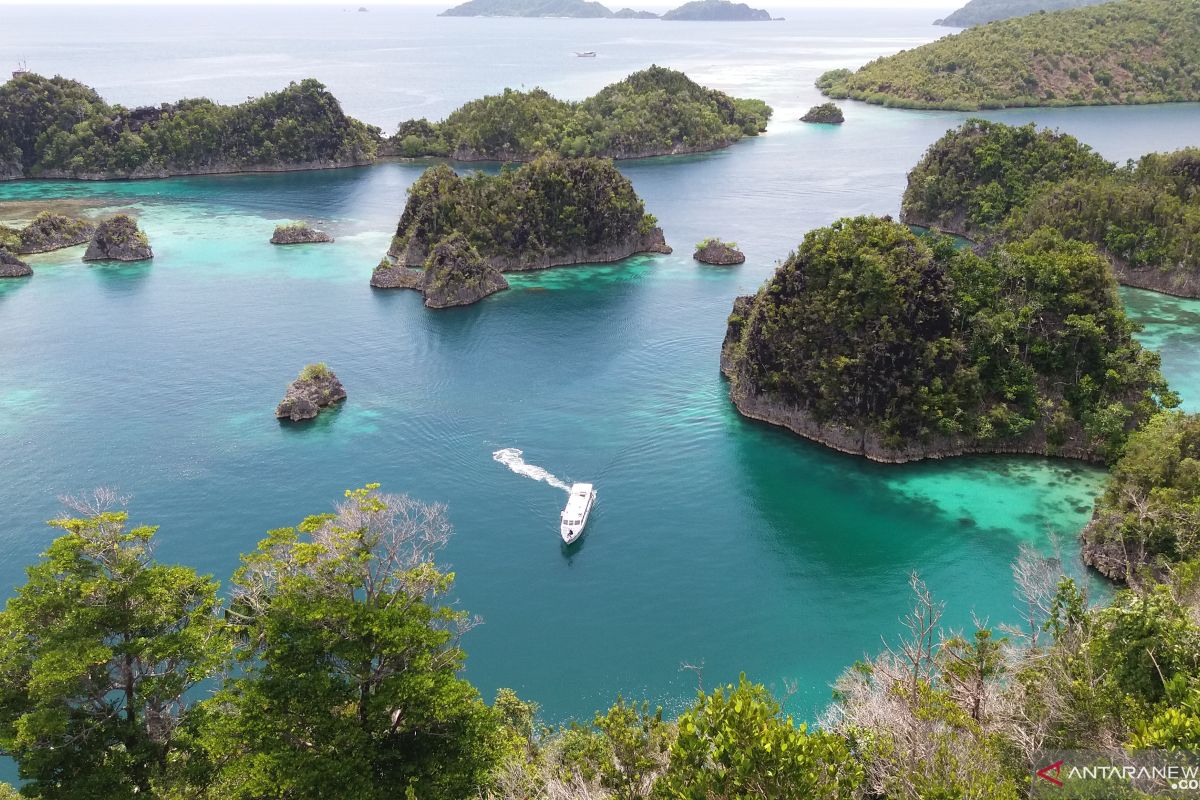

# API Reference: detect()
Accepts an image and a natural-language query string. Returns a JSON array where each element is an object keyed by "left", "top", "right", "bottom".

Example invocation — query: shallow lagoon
[{"left": 2, "top": 5, "right": 1200, "bottom": 725}]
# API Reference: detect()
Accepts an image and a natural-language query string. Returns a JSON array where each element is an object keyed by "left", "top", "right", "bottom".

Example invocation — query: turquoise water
[{"left": 2, "top": 6, "right": 1200, "bottom": 730}]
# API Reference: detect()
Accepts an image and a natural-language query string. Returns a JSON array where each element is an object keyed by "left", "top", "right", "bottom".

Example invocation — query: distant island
[
  {"left": 902, "top": 119, "right": 1200, "bottom": 297},
  {"left": 391, "top": 66, "right": 771, "bottom": 161},
  {"left": 935, "top": 0, "right": 1109, "bottom": 27},
  {"left": 372, "top": 156, "right": 670, "bottom": 304},
  {"left": 661, "top": 0, "right": 771, "bottom": 20},
  {"left": 721, "top": 216, "right": 1172, "bottom": 464},
  {"left": 437, "top": 0, "right": 772, "bottom": 18},
  {"left": 439, "top": 0, "right": 653, "bottom": 17},
  {"left": 0, "top": 73, "right": 380, "bottom": 181},
  {"left": 818, "top": 0, "right": 1199, "bottom": 110}
]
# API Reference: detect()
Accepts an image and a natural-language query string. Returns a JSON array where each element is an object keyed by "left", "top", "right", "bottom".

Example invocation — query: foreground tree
[
  {"left": 0, "top": 490, "right": 226, "bottom": 800},
  {"left": 197, "top": 484, "right": 501, "bottom": 800},
  {"left": 656, "top": 675, "right": 860, "bottom": 800}
]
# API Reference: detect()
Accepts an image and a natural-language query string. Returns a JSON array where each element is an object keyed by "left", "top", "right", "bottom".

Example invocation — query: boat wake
[{"left": 492, "top": 448, "right": 570, "bottom": 492}]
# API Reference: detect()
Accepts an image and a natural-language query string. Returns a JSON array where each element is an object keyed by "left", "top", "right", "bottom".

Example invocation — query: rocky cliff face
[
  {"left": 275, "top": 366, "right": 347, "bottom": 422},
  {"left": 694, "top": 239, "right": 745, "bottom": 265},
  {"left": 0, "top": 249, "right": 32, "bottom": 278},
  {"left": 1111, "top": 259, "right": 1200, "bottom": 299},
  {"left": 394, "top": 227, "right": 672, "bottom": 273},
  {"left": 271, "top": 222, "right": 334, "bottom": 245},
  {"left": 17, "top": 212, "right": 96, "bottom": 254},
  {"left": 372, "top": 234, "right": 509, "bottom": 308},
  {"left": 83, "top": 215, "right": 153, "bottom": 262}
]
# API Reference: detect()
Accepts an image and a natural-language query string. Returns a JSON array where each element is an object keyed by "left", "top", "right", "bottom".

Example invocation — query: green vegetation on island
[
  {"left": 721, "top": 216, "right": 1174, "bottom": 463},
  {"left": 1083, "top": 411, "right": 1200, "bottom": 583},
  {"left": 0, "top": 73, "right": 380, "bottom": 180},
  {"left": 935, "top": 0, "right": 1109, "bottom": 27},
  {"left": 377, "top": 155, "right": 670, "bottom": 285},
  {"left": 818, "top": 0, "right": 1200, "bottom": 110},
  {"left": 661, "top": 0, "right": 772, "bottom": 21},
  {"left": 903, "top": 120, "right": 1200, "bottom": 296},
  {"left": 2, "top": 484, "right": 1198, "bottom": 799},
  {"left": 440, "top": 0, "right": 619, "bottom": 16},
  {"left": 800, "top": 102, "right": 844, "bottom": 124},
  {"left": 392, "top": 66, "right": 771, "bottom": 161}
]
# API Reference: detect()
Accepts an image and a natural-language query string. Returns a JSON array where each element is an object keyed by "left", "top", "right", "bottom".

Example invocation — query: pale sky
[{"left": 0, "top": 0, "right": 956, "bottom": 7}]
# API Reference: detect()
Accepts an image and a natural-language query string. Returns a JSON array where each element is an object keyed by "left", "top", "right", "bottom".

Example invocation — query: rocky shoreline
[
  {"left": 441, "top": 139, "right": 740, "bottom": 163},
  {"left": 15, "top": 213, "right": 96, "bottom": 254},
  {"left": 373, "top": 233, "right": 509, "bottom": 308},
  {"left": 0, "top": 249, "right": 32, "bottom": 278},
  {"left": 14, "top": 158, "right": 375, "bottom": 183},
  {"left": 391, "top": 228, "right": 672, "bottom": 273}
]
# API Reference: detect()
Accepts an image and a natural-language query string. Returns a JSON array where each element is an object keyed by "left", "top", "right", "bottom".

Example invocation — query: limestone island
[
  {"left": 614, "top": 7, "right": 659, "bottom": 16},
  {"left": 12, "top": 212, "right": 96, "bottom": 254},
  {"left": 373, "top": 233, "right": 509, "bottom": 309},
  {"left": 440, "top": 0, "right": 646, "bottom": 16},
  {"left": 83, "top": 215, "right": 153, "bottom": 262},
  {"left": 390, "top": 66, "right": 771, "bottom": 162},
  {"left": 693, "top": 238, "right": 744, "bottom": 265},
  {"left": 936, "top": 0, "right": 1108, "bottom": 27},
  {"left": 372, "top": 156, "right": 669, "bottom": 305},
  {"left": 0, "top": 248, "right": 32, "bottom": 279},
  {"left": 661, "top": 0, "right": 771, "bottom": 20},
  {"left": 818, "top": 0, "right": 1198, "bottom": 110},
  {"left": 902, "top": 119, "right": 1200, "bottom": 297},
  {"left": 0, "top": 73, "right": 380, "bottom": 181},
  {"left": 271, "top": 222, "right": 334, "bottom": 245},
  {"left": 721, "top": 216, "right": 1172, "bottom": 464},
  {"left": 800, "top": 103, "right": 844, "bottom": 124},
  {"left": 275, "top": 363, "right": 347, "bottom": 422}
]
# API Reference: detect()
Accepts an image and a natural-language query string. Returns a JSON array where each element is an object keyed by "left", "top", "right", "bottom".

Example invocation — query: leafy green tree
[
  {"left": 655, "top": 675, "right": 860, "bottom": 800},
  {"left": 196, "top": 484, "right": 502, "bottom": 800},
  {"left": 0, "top": 491, "right": 226, "bottom": 800}
]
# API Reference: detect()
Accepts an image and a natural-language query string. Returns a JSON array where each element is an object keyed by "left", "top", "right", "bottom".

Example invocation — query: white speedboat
[{"left": 560, "top": 483, "right": 596, "bottom": 544}]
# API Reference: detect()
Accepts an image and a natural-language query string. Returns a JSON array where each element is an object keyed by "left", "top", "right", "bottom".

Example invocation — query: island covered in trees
[
  {"left": 935, "top": 0, "right": 1108, "bottom": 27},
  {"left": 372, "top": 156, "right": 669, "bottom": 303},
  {"left": 391, "top": 66, "right": 771, "bottom": 161},
  {"left": 0, "top": 73, "right": 380, "bottom": 180},
  {"left": 439, "top": 0, "right": 627, "bottom": 16},
  {"left": 902, "top": 119, "right": 1200, "bottom": 297},
  {"left": 721, "top": 216, "right": 1173, "bottom": 464},
  {"left": 661, "top": 0, "right": 772, "bottom": 21},
  {"left": 818, "top": 0, "right": 1200, "bottom": 110}
]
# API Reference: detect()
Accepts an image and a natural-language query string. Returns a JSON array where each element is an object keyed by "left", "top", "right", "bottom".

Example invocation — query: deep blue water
[{"left": 1, "top": 5, "right": 1199, "bottom": 736}]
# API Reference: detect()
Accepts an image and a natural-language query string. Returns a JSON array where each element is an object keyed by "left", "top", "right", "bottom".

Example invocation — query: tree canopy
[
  {"left": 818, "top": 0, "right": 1200, "bottom": 110},
  {"left": 392, "top": 66, "right": 771, "bottom": 161},
  {"left": 0, "top": 73, "right": 380, "bottom": 179},
  {"left": 722, "top": 216, "right": 1173, "bottom": 462}
]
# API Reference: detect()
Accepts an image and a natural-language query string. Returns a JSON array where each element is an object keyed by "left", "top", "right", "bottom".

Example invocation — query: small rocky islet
[
  {"left": 0, "top": 248, "right": 32, "bottom": 279},
  {"left": 693, "top": 238, "right": 745, "bottom": 265},
  {"left": 800, "top": 103, "right": 844, "bottom": 124},
  {"left": 271, "top": 222, "right": 334, "bottom": 245},
  {"left": 275, "top": 363, "right": 347, "bottom": 422},
  {"left": 83, "top": 215, "right": 153, "bottom": 262},
  {"left": 14, "top": 212, "right": 96, "bottom": 254}
]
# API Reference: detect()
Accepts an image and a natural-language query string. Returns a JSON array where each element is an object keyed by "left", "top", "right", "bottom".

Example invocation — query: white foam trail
[{"left": 492, "top": 448, "right": 570, "bottom": 492}]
